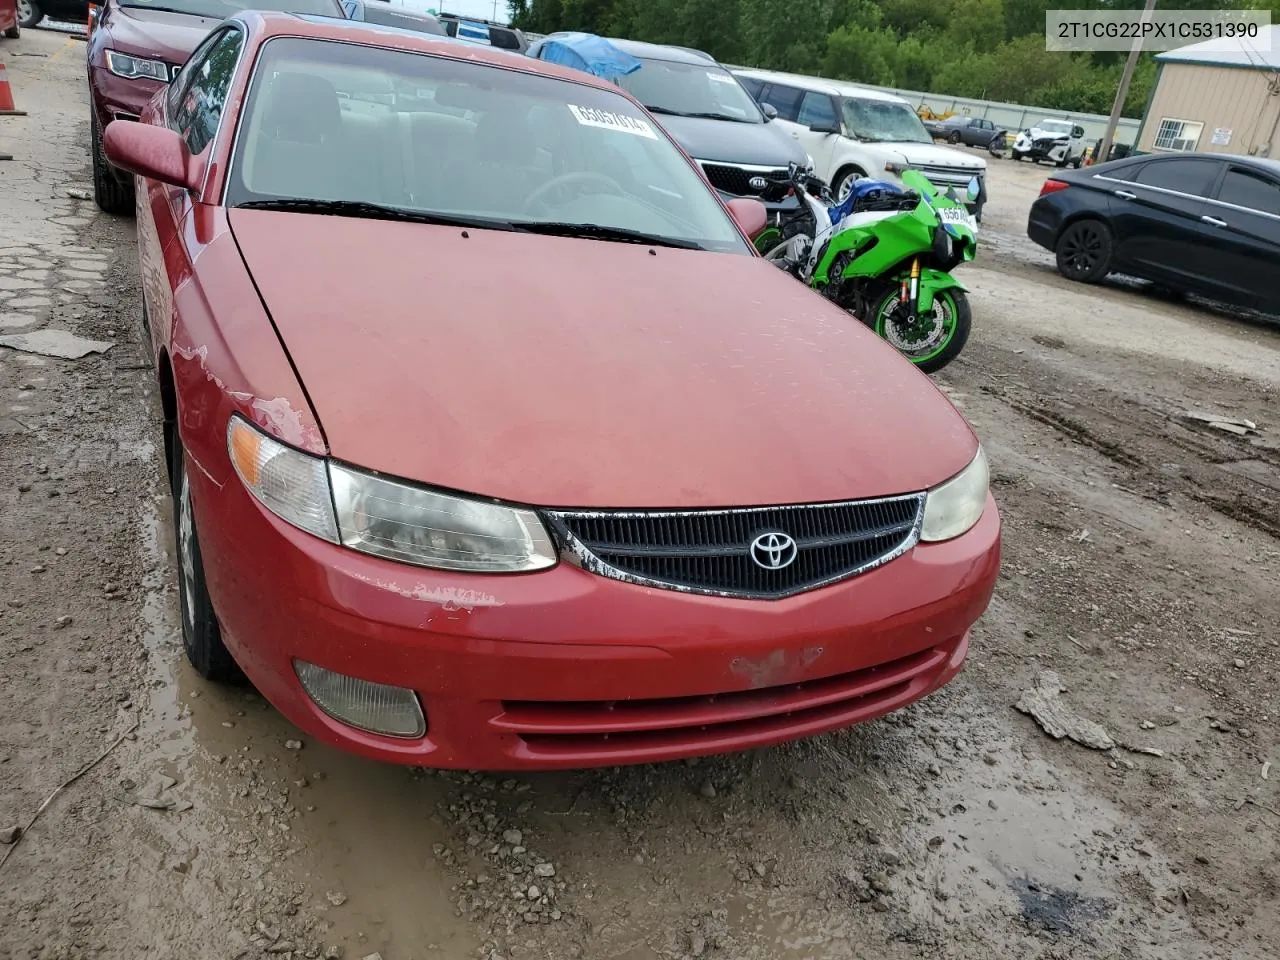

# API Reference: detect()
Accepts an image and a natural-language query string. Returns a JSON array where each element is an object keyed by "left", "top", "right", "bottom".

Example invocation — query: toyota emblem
[
  {"left": 748, "top": 176, "right": 768, "bottom": 191},
  {"left": 749, "top": 532, "right": 798, "bottom": 570}
]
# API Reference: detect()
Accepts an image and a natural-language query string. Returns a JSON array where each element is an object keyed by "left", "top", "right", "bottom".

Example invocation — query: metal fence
[{"left": 845, "top": 84, "right": 1141, "bottom": 145}]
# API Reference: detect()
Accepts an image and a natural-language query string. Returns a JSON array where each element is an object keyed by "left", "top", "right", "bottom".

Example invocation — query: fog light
[{"left": 294, "top": 660, "right": 426, "bottom": 738}]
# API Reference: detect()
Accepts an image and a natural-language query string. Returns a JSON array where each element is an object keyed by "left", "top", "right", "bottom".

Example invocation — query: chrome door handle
[
  {"left": 1114, "top": 190, "right": 1136, "bottom": 200},
  {"left": 1201, "top": 215, "right": 1227, "bottom": 227}
]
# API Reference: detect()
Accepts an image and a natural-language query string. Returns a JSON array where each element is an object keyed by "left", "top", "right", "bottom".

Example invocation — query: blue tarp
[{"left": 535, "top": 32, "right": 642, "bottom": 82}]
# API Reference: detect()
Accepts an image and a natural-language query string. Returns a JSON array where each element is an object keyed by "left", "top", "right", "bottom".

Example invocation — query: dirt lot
[{"left": 2, "top": 30, "right": 1278, "bottom": 960}]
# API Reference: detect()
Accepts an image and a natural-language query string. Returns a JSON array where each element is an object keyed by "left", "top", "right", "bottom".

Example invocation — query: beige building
[{"left": 1136, "top": 24, "right": 1280, "bottom": 157}]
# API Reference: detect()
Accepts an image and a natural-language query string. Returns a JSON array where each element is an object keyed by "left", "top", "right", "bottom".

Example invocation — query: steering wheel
[{"left": 522, "top": 172, "right": 623, "bottom": 216}]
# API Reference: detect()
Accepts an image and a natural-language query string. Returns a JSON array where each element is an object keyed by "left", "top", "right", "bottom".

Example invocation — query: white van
[{"left": 731, "top": 67, "right": 987, "bottom": 220}]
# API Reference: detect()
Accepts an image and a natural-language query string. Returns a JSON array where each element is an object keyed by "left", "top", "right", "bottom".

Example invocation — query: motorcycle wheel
[
  {"left": 753, "top": 226, "right": 783, "bottom": 256},
  {"left": 868, "top": 287, "right": 971, "bottom": 375}
]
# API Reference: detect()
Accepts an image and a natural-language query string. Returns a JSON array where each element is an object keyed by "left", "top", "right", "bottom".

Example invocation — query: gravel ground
[{"left": 1, "top": 31, "right": 1277, "bottom": 960}]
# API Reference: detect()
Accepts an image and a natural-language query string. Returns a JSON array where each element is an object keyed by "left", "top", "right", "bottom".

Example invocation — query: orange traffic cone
[{"left": 0, "top": 62, "right": 26, "bottom": 117}]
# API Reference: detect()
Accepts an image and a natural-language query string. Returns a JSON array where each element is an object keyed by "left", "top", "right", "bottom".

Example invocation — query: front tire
[
  {"left": 1011, "top": 150, "right": 1024, "bottom": 162},
  {"left": 1055, "top": 218, "right": 1114, "bottom": 283},
  {"left": 91, "top": 112, "right": 135, "bottom": 216},
  {"left": 172, "top": 436, "right": 238, "bottom": 683},
  {"left": 16, "top": 0, "right": 41, "bottom": 27},
  {"left": 948, "top": 131, "right": 962, "bottom": 144},
  {"left": 3, "top": 18, "right": 18, "bottom": 37},
  {"left": 831, "top": 165, "right": 867, "bottom": 201},
  {"left": 868, "top": 287, "right": 972, "bottom": 375}
]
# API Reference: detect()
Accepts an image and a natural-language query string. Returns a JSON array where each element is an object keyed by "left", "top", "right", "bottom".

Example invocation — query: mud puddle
[{"left": 132, "top": 497, "right": 476, "bottom": 958}]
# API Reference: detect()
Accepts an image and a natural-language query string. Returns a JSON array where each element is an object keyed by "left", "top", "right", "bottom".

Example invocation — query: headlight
[
  {"left": 884, "top": 161, "right": 908, "bottom": 174},
  {"left": 227, "top": 416, "right": 339, "bottom": 543},
  {"left": 105, "top": 50, "right": 171, "bottom": 82},
  {"left": 920, "top": 447, "right": 989, "bottom": 542},
  {"left": 227, "top": 417, "right": 557, "bottom": 573},
  {"left": 329, "top": 464, "right": 556, "bottom": 572}
]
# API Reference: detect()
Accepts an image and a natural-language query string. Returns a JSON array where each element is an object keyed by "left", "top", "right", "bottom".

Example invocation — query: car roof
[
  {"left": 241, "top": 10, "right": 617, "bottom": 89},
  {"left": 728, "top": 67, "right": 908, "bottom": 104},
  {"left": 603, "top": 37, "right": 717, "bottom": 65}
]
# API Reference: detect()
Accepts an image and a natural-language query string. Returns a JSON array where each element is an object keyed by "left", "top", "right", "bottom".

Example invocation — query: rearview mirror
[
  {"left": 102, "top": 120, "right": 201, "bottom": 192},
  {"left": 725, "top": 197, "right": 767, "bottom": 240},
  {"left": 760, "top": 102, "right": 778, "bottom": 121},
  {"left": 809, "top": 123, "right": 840, "bottom": 136}
]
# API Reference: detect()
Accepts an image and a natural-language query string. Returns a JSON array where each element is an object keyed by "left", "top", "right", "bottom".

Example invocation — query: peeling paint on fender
[
  {"left": 350, "top": 572, "right": 504, "bottom": 612},
  {"left": 250, "top": 396, "right": 324, "bottom": 451}
]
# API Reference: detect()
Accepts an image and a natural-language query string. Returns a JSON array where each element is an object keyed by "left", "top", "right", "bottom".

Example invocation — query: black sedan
[{"left": 1028, "top": 153, "right": 1280, "bottom": 312}]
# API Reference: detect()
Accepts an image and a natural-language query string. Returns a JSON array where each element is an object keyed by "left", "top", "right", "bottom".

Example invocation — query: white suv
[{"left": 731, "top": 67, "right": 987, "bottom": 221}]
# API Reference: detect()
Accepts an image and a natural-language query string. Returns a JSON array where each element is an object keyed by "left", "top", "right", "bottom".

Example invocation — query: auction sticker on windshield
[{"left": 567, "top": 104, "right": 659, "bottom": 139}]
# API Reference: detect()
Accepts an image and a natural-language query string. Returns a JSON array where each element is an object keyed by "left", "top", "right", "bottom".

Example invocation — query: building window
[{"left": 1153, "top": 118, "right": 1203, "bottom": 152}]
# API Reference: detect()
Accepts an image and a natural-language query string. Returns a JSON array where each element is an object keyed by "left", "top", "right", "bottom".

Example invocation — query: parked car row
[{"left": 97, "top": 12, "right": 1000, "bottom": 769}]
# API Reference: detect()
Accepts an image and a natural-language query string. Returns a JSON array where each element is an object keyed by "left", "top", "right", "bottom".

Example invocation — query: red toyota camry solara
[{"left": 104, "top": 12, "right": 1000, "bottom": 770}]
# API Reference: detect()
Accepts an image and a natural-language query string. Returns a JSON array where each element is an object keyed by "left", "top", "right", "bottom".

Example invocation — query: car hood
[
  {"left": 657, "top": 114, "right": 808, "bottom": 168},
  {"left": 106, "top": 6, "right": 218, "bottom": 64},
  {"left": 884, "top": 141, "right": 987, "bottom": 171},
  {"left": 228, "top": 209, "right": 977, "bottom": 509},
  {"left": 1023, "top": 127, "right": 1071, "bottom": 140}
]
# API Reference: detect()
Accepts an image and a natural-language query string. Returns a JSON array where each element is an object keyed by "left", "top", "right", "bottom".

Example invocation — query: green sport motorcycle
[{"left": 756, "top": 165, "right": 980, "bottom": 374}]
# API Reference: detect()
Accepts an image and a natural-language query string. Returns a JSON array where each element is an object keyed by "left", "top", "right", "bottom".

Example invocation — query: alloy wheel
[
  {"left": 1060, "top": 223, "right": 1103, "bottom": 277},
  {"left": 16, "top": 0, "right": 33, "bottom": 21}
]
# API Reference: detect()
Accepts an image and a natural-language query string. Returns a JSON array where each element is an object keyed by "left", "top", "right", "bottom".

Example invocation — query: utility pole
[{"left": 1099, "top": 0, "right": 1157, "bottom": 163}]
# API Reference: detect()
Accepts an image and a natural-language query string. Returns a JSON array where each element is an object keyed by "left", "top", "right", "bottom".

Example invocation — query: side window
[
  {"left": 172, "top": 27, "right": 244, "bottom": 156},
  {"left": 1133, "top": 158, "right": 1221, "bottom": 197},
  {"left": 796, "top": 91, "right": 838, "bottom": 129},
  {"left": 167, "top": 28, "right": 224, "bottom": 117},
  {"left": 1217, "top": 167, "right": 1280, "bottom": 216},
  {"left": 736, "top": 75, "right": 764, "bottom": 99},
  {"left": 760, "top": 83, "right": 804, "bottom": 123}
]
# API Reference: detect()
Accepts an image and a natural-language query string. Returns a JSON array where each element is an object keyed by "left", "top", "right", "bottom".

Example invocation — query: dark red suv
[{"left": 87, "top": 0, "right": 343, "bottom": 214}]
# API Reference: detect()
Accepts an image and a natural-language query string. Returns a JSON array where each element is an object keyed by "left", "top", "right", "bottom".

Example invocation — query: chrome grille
[
  {"left": 916, "top": 164, "right": 982, "bottom": 186},
  {"left": 544, "top": 494, "right": 925, "bottom": 600},
  {"left": 696, "top": 161, "right": 789, "bottom": 197}
]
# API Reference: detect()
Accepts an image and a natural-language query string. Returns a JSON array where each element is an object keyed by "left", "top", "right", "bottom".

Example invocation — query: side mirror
[
  {"left": 760, "top": 102, "right": 778, "bottom": 121},
  {"left": 725, "top": 197, "right": 768, "bottom": 240},
  {"left": 809, "top": 123, "right": 840, "bottom": 136},
  {"left": 966, "top": 176, "right": 981, "bottom": 202},
  {"left": 102, "top": 120, "right": 201, "bottom": 192}
]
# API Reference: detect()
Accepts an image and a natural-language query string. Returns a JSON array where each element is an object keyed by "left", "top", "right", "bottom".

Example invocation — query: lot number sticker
[{"left": 567, "top": 104, "right": 659, "bottom": 139}]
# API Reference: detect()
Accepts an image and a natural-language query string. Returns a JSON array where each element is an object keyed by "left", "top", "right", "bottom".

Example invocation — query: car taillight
[{"left": 1039, "top": 179, "right": 1069, "bottom": 197}]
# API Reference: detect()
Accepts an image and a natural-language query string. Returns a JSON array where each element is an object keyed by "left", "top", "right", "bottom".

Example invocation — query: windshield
[
  {"left": 121, "top": 0, "right": 339, "bottom": 19},
  {"left": 615, "top": 57, "right": 762, "bottom": 123},
  {"left": 839, "top": 97, "right": 931, "bottom": 144},
  {"left": 1037, "top": 119, "right": 1074, "bottom": 135},
  {"left": 225, "top": 37, "right": 749, "bottom": 254}
]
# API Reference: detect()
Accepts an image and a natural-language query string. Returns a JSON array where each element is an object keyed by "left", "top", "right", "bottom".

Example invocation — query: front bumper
[
  {"left": 190, "top": 462, "right": 1001, "bottom": 771},
  {"left": 1014, "top": 138, "right": 1069, "bottom": 162},
  {"left": 89, "top": 65, "right": 165, "bottom": 177}
]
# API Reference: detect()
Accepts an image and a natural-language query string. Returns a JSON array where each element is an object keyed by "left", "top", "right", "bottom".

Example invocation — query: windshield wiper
[
  {"left": 644, "top": 106, "right": 753, "bottom": 124},
  {"left": 512, "top": 221, "right": 704, "bottom": 250},
  {"left": 682, "top": 111, "right": 755, "bottom": 123},
  {"left": 235, "top": 198, "right": 517, "bottom": 231}
]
